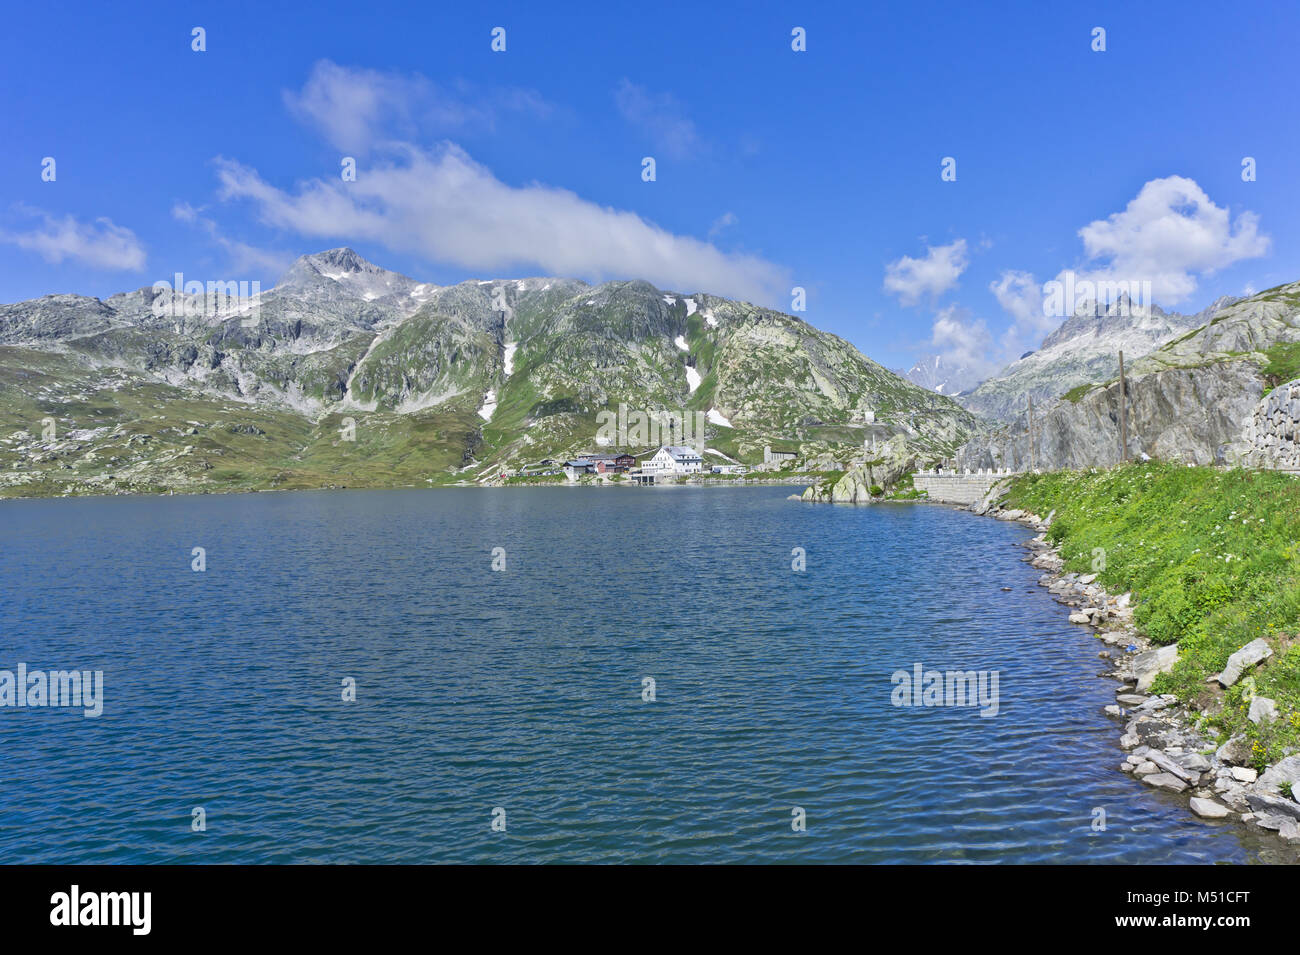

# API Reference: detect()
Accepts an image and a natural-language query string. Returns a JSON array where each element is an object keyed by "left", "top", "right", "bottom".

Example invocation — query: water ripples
[{"left": 0, "top": 487, "right": 1281, "bottom": 863}]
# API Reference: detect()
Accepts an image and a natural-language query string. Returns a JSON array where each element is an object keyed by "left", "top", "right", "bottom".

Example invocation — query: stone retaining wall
[
  {"left": 913, "top": 470, "right": 1012, "bottom": 505},
  {"left": 1242, "top": 378, "right": 1300, "bottom": 470}
]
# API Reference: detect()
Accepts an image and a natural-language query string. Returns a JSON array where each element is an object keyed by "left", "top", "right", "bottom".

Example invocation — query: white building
[{"left": 642, "top": 445, "right": 704, "bottom": 476}]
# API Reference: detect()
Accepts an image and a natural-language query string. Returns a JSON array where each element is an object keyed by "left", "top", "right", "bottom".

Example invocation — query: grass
[
  {"left": 0, "top": 346, "right": 485, "bottom": 496},
  {"left": 1262, "top": 341, "right": 1300, "bottom": 388},
  {"left": 1062, "top": 383, "right": 1098, "bottom": 403},
  {"left": 1004, "top": 462, "right": 1300, "bottom": 761}
]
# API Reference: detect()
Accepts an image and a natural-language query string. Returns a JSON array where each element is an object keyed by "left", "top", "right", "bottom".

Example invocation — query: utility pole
[
  {"left": 1118, "top": 349, "right": 1128, "bottom": 463},
  {"left": 1027, "top": 394, "right": 1035, "bottom": 472}
]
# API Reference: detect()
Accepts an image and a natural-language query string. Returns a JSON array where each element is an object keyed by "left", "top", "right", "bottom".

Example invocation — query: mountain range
[
  {"left": 955, "top": 295, "right": 1236, "bottom": 422},
  {"left": 5, "top": 246, "right": 1296, "bottom": 497},
  {"left": 958, "top": 282, "right": 1300, "bottom": 470},
  {"left": 0, "top": 249, "right": 977, "bottom": 496},
  {"left": 901, "top": 354, "right": 982, "bottom": 397}
]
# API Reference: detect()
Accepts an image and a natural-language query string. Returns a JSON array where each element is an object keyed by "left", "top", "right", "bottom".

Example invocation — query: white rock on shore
[{"left": 1189, "top": 797, "right": 1231, "bottom": 819}]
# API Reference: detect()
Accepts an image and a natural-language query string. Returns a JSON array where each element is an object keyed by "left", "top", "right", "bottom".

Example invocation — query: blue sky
[{"left": 2, "top": 0, "right": 1298, "bottom": 375}]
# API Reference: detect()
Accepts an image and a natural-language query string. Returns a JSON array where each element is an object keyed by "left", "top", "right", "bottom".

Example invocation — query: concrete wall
[{"left": 913, "top": 471, "right": 1010, "bottom": 505}]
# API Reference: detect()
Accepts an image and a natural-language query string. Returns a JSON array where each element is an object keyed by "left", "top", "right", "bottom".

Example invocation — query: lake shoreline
[
  {"left": 1, "top": 481, "right": 1278, "bottom": 862},
  {"left": 0, "top": 474, "right": 816, "bottom": 503},
  {"left": 957, "top": 484, "right": 1300, "bottom": 860}
]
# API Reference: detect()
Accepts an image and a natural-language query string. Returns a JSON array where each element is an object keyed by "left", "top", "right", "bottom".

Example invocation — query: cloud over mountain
[
  {"left": 884, "top": 239, "right": 968, "bottom": 305},
  {"left": 205, "top": 63, "right": 787, "bottom": 304},
  {"left": 1068, "top": 175, "right": 1269, "bottom": 304}
]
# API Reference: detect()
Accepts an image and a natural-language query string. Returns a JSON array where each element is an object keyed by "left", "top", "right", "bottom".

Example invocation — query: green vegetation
[
  {"left": 1, "top": 267, "right": 980, "bottom": 493},
  {"left": 0, "top": 348, "right": 483, "bottom": 497},
  {"left": 811, "top": 469, "right": 845, "bottom": 493},
  {"left": 887, "top": 472, "right": 927, "bottom": 500},
  {"left": 1262, "top": 341, "right": 1300, "bottom": 388},
  {"left": 1062, "top": 382, "right": 1098, "bottom": 404},
  {"left": 1005, "top": 462, "right": 1300, "bottom": 761}
]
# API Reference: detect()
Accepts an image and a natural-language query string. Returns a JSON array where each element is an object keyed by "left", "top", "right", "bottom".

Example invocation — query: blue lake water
[{"left": 0, "top": 486, "right": 1285, "bottom": 863}]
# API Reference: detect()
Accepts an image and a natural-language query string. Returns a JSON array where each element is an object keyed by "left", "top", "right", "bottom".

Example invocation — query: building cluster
[
  {"left": 503, "top": 442, "right": 806, "bottom": 484},
  {"left": 535, "top": 445, "right": 752, "bottom": 482}
]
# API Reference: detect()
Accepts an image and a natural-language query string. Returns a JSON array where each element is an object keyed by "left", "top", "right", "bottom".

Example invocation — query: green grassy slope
[{"left": 1005, "top": 463, "right": 1300, "bottom": 766}]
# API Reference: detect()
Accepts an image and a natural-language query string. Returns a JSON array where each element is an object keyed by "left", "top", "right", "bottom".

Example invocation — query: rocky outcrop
[
  {"left": 957, "top": 295, "right": 1223, "bottom": 422},
  {"left": 800, "top": 452, "right": 917, "bottom": 503},
  {"left": 957, "top": 282, "right": 1300, "bottom": 470},
  {"left": 957, "top": 359, "right": 1267, "bottom": 470}
]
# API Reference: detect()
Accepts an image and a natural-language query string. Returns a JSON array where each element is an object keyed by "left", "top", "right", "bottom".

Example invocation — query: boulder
[
  {"left": 1248, "top": 696, "right": 1279, "bottom": 724},
  {"left": 1142, "top": 772, "right": 1189, "bottom": 793},
  {"left": 1145, "top": 750, "right": 1201, "bottom": 785},
  {"left": 1258, "top": 755, "right": 1300, "bottom": 793},
  {"left": 1216, "top": 735, "right": 1252, "bottom": 766},
  {"left": 1175, "top": 752, "right": 1213, "bottom": 773},
  {"left": 1189, "top": 797, "right": 1230, "bottom": 819},
  {"left": 1245, "top": 791, "right": 1300, "bottom": 821},
  {"left": 1214, "top": 638, "right": 1273, "bottom": 687},
  {"left": 1132, "top": 643, "right": 1179, "bottom": 692}
]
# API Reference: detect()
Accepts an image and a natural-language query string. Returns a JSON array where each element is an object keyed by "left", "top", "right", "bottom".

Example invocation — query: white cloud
[
  {"left": 172, "top": 202, "right": 292, "bottom": 275},
  {"left": 708, "top": 211, "right": 737, "bottom": 240},
  {"left": 989, "top": 269, "right": 1042, "bottom": 328},
  {"left": 214, "top": 145, "right": 786, "bottom": 303},
  {"left": 884, "top": 239, "right": 968, "bottom": 305},
  {"left": 192, "top": 64, "right": 785, "bottom": 303},
  {"left": 284, "top": 60, "right": 552, "bottom": 155},
  {"left": 1069, "top": 175, "right": 1269, "bottom": 304},
  {"left": 929, "top": 304, "right": 999, "bottom": 380},
  {"left": 0, "top": 208, "right": 145, "bottom": 270},
  {"left": 967, "top": 175, "right": 1272, "bottom": 378},
  {"left": 614, "top": 80, "right": 702, "bottom": 160},
  {"left": 989, "top": 269, "right": 1055, "bottom": 358}
]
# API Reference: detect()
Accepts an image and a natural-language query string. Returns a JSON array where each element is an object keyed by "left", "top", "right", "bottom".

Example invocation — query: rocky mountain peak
[
  {"left": 273, "top": 248, "right": 436, "bottom": 317},
  {"left": 904, "top": 354, "right": 982, "bottom": 395},
  {"left": 301, "top": 247, "right": 369, "bottom": 275},
  {"left": 1040, "top": 293, "right": 1175, "bottom": 351}
]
